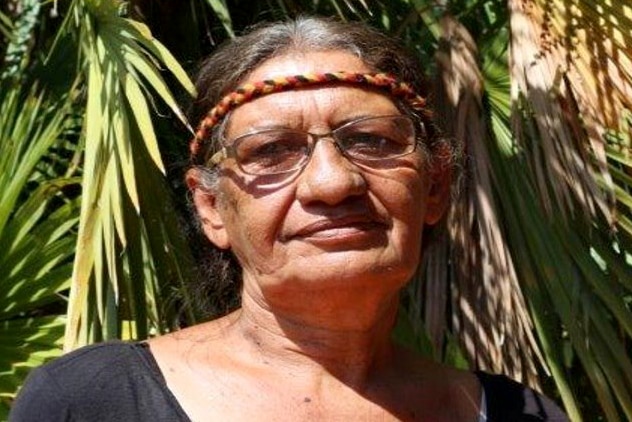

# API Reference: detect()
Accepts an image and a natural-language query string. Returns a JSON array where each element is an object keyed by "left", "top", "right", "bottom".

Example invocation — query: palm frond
[
  {"left": 202, "top": 0, "right": 234, "bottom": 37},
  {"left": 0, "top": 83, "right": 78, "bottom": 414},
  {"left": 0, "top": 315, "right": 66, "bottom": 418},
  {"left": 423, "top": 13, "right": 543, "bottom": 387},
  {"left": 504, "top": 0, "right": 632, "bottom": 419},
  {"left": 0, "top": 0, "right": 40, "bottom": 81},
  {"left": 0, "top": 9, "right": 12, "bottom": 41},
  {"left": 63, "top": 0, "right": 197, "bottom": 350}
]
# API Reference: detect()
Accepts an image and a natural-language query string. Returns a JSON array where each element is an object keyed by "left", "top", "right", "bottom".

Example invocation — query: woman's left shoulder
[
  {"left": 392, "top": 349, "right": 483, "bottom": 420},
  {"left": 475, "top": 371, "right": 569, "bottom": 421}
]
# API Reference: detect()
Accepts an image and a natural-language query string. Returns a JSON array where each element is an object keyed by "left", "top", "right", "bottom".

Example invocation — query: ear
[
  {"left": 424, "top": 150, "right": 453, "bottom": 225},
  {"left": 185, "top": 168, "right": 231, "bottom": 249}
]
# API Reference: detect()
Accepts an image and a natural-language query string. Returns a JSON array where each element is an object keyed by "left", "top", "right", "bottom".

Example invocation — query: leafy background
[{"left": 0, "top": 0, "right": 630, "bottom": 421}]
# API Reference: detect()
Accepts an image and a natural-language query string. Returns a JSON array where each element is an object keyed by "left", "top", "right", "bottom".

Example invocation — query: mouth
[{"left": 286, "top": 216, "right": 388, "bottom": 243}]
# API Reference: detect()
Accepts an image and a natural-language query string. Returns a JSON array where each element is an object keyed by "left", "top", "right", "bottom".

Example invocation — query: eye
[
  {"left": 235, "top": 130, "right": 308, "bottom": 173},
  {"left": 340, "top": 132, "right": 411, "bottom": 158},
  {"left": 335, "top": 116, "right": 416, "bottom": 159}
]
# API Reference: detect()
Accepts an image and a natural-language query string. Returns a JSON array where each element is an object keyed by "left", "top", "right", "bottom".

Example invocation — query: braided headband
[{"left": 190, "top": 71, "right": 428, "bottom": 162}]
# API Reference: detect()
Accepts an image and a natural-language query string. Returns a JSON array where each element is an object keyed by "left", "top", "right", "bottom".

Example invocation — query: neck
[{"left": 229, "top": 284, "right": 401, "bottom": 386}]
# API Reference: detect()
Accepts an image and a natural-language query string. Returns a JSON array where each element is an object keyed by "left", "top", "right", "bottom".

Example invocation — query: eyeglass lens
[{"left": 229, "top": 115, "right": 418, "bottom": 176}]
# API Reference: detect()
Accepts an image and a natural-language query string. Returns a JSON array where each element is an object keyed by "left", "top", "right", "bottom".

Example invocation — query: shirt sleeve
[
  {"left": 8, "top": 342, "right": 189, "bottom": 422},
  {"left": 9, "top": 367, "right": 72, "bottom": 422},
  {"left": 476, "top": 371, "right": 569, "bottom": 421}
]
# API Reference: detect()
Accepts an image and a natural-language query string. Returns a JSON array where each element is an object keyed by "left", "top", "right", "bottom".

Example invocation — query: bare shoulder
[
  {"left": 147, "top": 312, "right": 239, "bottom": 367},
  {"left": 392, "top": 344, "right": 479, "bottom": 385},
  {"left": 389, "top": 346, "right": 482, "bottom": 420}
]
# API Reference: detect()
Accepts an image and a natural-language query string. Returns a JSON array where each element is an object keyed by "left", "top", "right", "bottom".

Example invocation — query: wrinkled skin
[{"left": 191, "top": 51, "right": 449, "bottom": 329}]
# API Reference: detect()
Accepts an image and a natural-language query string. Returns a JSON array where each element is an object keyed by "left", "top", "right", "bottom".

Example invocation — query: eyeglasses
[{"left": 207, "top": 115, "right": 424, "bottom": 176}]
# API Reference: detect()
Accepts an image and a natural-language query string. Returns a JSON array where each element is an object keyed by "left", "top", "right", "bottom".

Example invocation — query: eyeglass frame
[{"left": 205, "top": 114, "right": 427, "bottom": 176}]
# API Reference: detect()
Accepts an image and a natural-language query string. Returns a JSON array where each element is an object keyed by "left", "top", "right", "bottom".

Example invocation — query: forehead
[
  {"left": 226, "top": 51, "right": 400, "bottom": 133},
  {"left": 247, "top": 50, "right": 372, "bottom": 80}
]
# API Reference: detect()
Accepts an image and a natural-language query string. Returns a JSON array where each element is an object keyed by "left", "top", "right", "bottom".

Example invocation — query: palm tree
[
  {"left": 1, "top": 1, "right": 630, "bottom": 420},
  {"left": 0, "top": 2, "right": 79, "bottom": 417}
]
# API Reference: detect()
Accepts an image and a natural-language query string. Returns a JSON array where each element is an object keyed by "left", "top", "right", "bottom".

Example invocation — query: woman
[{"left": 11, "top": 17, "right": 567, "bottom": 421}]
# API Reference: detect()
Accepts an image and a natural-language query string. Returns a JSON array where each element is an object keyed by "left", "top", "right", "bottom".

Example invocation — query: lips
[{"left": 285, "top": 215, "right": 388, "bottom": 241}]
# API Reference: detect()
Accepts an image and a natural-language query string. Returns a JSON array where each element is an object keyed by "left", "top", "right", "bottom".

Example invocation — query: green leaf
[
  {"left": 0, "top": 316, "right": 66, "bottom": 400},
  {"left": 203, "top": 0, "right": 235, "bottom": 38}
]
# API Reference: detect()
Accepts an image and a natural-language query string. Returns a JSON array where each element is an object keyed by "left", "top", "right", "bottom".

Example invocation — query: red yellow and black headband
[{"left": 190, "top": 71, "right": 428, "bottom": 163}]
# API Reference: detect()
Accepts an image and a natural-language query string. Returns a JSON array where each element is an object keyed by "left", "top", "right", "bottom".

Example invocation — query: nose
[{"left": 295, "top": 138, "right": 367, "bottom": 206}]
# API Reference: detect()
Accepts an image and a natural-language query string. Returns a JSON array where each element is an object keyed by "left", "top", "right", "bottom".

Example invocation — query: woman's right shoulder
[
  {"left": 16, "top": 341, "right": 150, "bottom": 392},
  {"left": 9, "top": 341, "right": 184, "bottom": 422},
  {"left": 32, "top": 341, "right": 146, "bottom": 375}
]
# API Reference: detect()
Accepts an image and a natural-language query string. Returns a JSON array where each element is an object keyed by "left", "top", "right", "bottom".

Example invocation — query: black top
[{"left": 9, "top": 342, "right": 568, "bottom": 421}]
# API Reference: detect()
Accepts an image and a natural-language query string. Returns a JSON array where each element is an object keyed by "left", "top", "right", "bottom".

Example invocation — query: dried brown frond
[
  {"left": 509, "top": 0, "right": 632, "bottom": 224},
  {"left": 419, "top": 15, "right": 543, "bottom": 389}
]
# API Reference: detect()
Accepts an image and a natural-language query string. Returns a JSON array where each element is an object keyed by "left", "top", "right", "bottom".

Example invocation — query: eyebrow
[
  {"left": 224, "top": 123, "right": 301, "bottom": 142},
  {"left": 227, "top": 113, "right": 400, "bottom": 140}
]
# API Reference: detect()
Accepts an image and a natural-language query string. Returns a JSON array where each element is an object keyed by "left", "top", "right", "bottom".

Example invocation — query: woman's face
[{"left": 191, "top": 50, "right": 449, "bottom": 300}]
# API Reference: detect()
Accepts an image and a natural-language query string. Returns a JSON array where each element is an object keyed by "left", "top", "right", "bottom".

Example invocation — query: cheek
[
  {"left": 371, "top": 169, "right": 428, "bottom": 228},
  {"left": 406, "top": 179, "right": 429, "bottom": 228},
  {"left": 218, "top": 181, "right": 293, "bottom": 260},
  {"left": 372, "top": 171, "right": 429, "bottom": 262}
]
